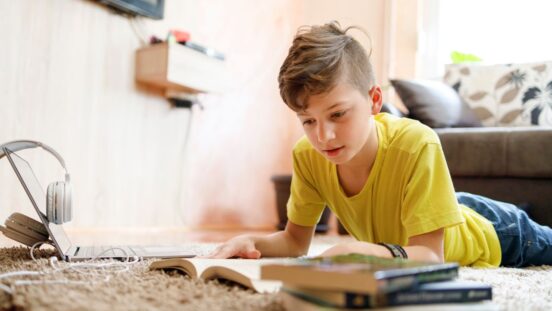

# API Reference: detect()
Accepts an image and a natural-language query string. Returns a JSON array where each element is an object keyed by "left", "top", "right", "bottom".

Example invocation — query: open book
[{"left": 149, "top": 258, "right": 290, "bottom": 293}]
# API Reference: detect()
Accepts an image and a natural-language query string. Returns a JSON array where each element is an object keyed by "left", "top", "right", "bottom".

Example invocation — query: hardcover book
[
  {"left": 261, "top": 253, "right": 459, "bottom": 294},
  {"left": 283, "top": 280, "right": 492, "bottom": 308},
  {"left": 280, "top": 290, "right": 499, "bottom": 311}
]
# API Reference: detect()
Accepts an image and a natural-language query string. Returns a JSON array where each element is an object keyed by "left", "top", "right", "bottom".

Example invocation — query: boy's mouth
[{"left": 323, "top": 146, "right": 344, "bottom": 157}]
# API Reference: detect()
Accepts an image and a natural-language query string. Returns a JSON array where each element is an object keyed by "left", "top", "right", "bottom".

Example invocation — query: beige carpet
[{"left": 1, "top": 243, "right": 551, "bottom": 311}]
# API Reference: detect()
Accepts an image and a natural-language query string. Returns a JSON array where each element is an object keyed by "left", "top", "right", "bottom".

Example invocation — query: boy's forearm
[
  {"left": 367, "top": 243, "right": 443, "bottom": 263},
  {"left": 325, "top": 241, "right": 443, "bottom": 263},
  {"left": 402, "top": 245, "right": 443, "bottom": 263},
  {"left": 252, "top": 230, "right": 310, "bottom": 257}
]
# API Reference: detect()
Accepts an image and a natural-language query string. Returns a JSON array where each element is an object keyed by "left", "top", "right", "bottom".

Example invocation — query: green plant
[{"left": 450, "top": 51, "right": 482, "bottom": 64}]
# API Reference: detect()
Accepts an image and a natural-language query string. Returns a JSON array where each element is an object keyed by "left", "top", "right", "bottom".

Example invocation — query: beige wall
[
  {"left": 0, "top": 0, "right": 418, "bottom": 230},
  {"left": 301, "top": 0, "right": 386, "bottom": 90}
]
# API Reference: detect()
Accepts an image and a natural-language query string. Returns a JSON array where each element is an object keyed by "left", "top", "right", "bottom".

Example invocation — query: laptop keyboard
[
  {"left": 73, "top": 245, "right": 196, "bottom": 259},
  {"left": 77, "top": 245, "right": 136, "bottom": 258}
]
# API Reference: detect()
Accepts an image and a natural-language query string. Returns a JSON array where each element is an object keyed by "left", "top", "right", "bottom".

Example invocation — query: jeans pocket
[
  {"left": 523, "top": 239, "right": 541, "bottom": 265},
  {"left": 496, "top": 222, "right": 520, "bottom": 237}
]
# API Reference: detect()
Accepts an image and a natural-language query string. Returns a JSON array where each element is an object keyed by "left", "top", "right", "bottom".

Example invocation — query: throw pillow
[
  {"left": 390, "top": 79, "right": 482, "bottom": 128},
  {"left": 444, "top": 62, "right": 552, "bottom": 127}
]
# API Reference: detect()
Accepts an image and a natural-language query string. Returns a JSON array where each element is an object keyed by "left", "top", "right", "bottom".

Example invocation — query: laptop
[{"left": 4, "top": 147, "right": 196, "bottom": 261}]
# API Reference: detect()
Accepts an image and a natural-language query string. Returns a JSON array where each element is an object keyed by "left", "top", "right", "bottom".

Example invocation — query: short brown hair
[{"left": 278, "top": 21, "right": 375, "bottom": 111}]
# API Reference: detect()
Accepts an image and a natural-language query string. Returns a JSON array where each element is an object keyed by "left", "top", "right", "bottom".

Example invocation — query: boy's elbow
[
  {"left": 286, "top": 239, "right": 310, "bottom": 257},
  {"left": 284, "top": 221, "right": 315, "bottom": 257},
  {"left": 291, "top": 246, "right": 310, "bottom": 257},
  {"left": 406, "top": 246, "right": 444, "bottom": 263},
  {"left": 428, "top": 251, "right": 444, "bottom": 264}
]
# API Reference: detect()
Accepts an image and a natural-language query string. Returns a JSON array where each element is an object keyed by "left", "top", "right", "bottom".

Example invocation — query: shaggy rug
[{"left": 1, "top": 242, "right": 551, "bottom": 311}]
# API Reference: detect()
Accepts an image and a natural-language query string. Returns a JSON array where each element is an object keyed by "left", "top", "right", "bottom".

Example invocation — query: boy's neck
[
  {"left": 336, "top": 121, "right": 379, "bottom": 197},
  {"left": 338, "top": 120, "right": 379, "bottom": 174}
]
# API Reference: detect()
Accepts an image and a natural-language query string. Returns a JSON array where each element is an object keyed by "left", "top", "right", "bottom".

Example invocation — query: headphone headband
[{"left": 0, "top": 140, "right": 69, "bottom": 181}]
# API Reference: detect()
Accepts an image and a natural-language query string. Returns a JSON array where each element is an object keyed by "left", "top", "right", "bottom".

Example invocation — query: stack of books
[{"left": 260, "top": 254, "right": 498, "bottom": 310}]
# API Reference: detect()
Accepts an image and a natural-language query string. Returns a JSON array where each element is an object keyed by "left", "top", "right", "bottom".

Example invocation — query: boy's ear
[{"left": 369, "top": 86, "right": 383, "bottom": 114}]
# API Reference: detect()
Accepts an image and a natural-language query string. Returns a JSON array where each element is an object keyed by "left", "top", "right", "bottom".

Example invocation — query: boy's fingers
[
  {"left": 209, "top": 246, "right": 237, "bottom": 259},
  {"left": 200, "top": 245, "right": 226, "bottom": 259},
  {"left": 242, "top": 249, "right": 261, "bottom": 259},
  {"left": 239, "top": 244, "right": 261, "bottom": 259},
  {"left": 199, "top": 240, "right": 259, "bottom": 259}
]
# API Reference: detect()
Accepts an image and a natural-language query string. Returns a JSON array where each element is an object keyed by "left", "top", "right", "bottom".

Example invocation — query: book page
[
  {"left": 189, "top": 258, "right": 289, "bottom": 293},
  {"left": 149, "top": 258, "right": 198, "bottom": 279}
]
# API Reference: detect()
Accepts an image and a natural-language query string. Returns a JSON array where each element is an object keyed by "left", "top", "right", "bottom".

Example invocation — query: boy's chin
[
  {"left": 322, "top": 153, "right": 351, "bottom": 165},
  {"left": 314, "top": 146, "right": 353, "bottom": 164}
]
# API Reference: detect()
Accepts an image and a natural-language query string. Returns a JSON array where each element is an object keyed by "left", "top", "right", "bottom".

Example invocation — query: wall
[
  {"left": 0, "top": 0, "right": 418, "bottom": 230},
  {"left": 301, "top": 0, "right": 418, "bottom": 111}
]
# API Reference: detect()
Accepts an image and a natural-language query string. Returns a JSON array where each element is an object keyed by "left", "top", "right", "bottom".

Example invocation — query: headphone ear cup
[
  {"left": 63, "top": 182, "right": 72, "bottom": 222},
  {"left": 0, "top": 213, "right": 49, "bottom": 247},
  {"left": 47, "top": 182, "right": 68, "bottom": 224},
  {"left": 47, "top": 183, "right": 56, "bottom": 223},
  {"left": 0, "top": 225, "right": 44, "bottom": 247}
]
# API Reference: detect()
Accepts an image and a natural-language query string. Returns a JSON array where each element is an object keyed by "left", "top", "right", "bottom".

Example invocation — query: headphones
[
  {"left": 0, "top": 140, "right": 72, "bottom": 224},
  {"left": 0, "top": 212, "right": 50, "bottom": 247}
]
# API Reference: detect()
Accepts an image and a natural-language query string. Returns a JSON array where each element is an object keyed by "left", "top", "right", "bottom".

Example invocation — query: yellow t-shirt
[{"left": 287, "top": 113, "right": 501, "bottom": 267}]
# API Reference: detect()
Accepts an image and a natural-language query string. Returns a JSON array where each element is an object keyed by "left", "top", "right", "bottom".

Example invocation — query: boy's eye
[
  {"left": 331, "top": 110, "right": 346, "bottom": 119},
  {"left": 302, "top": 119, "right": 315, "bottom": 126}
]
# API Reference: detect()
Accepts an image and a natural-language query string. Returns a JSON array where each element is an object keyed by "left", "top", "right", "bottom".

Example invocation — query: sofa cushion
[
  {"left": 444, "top": 61, "right": 552, "bottom": 127},
  {"left": 390, "top": 79, "right": 482, "bottom": 128},
  {"left": 380, "top": 102, "right": 406, "bottom": 118},
  {"left": 436, "top": 127, "right": 552, "bottom": 178}
]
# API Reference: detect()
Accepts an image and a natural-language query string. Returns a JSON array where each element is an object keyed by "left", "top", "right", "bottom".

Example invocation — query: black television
[{"left": 99, "top": 0, "right": 165, "bottom": 20}]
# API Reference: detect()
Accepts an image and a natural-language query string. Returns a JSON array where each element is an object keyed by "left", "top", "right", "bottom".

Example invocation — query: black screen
[{"left": 100, "top": 0, "right": 165, "bottom": 20}]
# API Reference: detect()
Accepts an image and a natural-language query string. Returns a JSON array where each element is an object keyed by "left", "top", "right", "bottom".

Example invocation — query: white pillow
[{"left": 444, "top": 61, "right": 552, "bottom": 127}]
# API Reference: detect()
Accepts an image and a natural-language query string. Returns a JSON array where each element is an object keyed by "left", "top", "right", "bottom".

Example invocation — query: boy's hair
[{"left": 278, "top": 21, "right": 375, "bottom": 112}]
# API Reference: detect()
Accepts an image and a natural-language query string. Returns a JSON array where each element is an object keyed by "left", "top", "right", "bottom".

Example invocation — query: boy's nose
[{"left": 317, "top": 123, "right": 336, "bottom": 143}]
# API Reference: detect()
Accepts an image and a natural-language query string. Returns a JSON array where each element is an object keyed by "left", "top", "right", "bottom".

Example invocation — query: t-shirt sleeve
[
  {"left": 286, "top": 150, "right": 326, "bottom": 227},
  {"left": 401, "top": 143, "right": 465, "bottom": 238}
]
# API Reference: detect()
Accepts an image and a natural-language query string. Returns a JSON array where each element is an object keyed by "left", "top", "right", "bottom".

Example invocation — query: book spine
[
  {"left": 343, "top": 287, "right": 491, "bottom": 308},
  {"left": 385, "top": 287, "right": 492, "bottom": 306},
  {"left": 282, "top": 288, "right": 376, "bottom": 309},
  {"left": 380, "top": 267, "right": 459, "bottom": 293}
]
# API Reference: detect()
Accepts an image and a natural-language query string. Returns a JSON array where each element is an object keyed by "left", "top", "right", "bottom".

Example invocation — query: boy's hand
[
  {"left": 320, "top": 241, "right": 390, "bottom": 258},
  {"left": 203, "top": 236, "right": 262, "bottom": 259}
]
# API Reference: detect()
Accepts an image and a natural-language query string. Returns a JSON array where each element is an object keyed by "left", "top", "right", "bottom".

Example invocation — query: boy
[{"left": 208, "top": 22, "right": 552, "bottom": 267}]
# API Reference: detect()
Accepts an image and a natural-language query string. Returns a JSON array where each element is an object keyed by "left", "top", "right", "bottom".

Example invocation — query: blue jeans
[{"left": 456, "top": 192, "right": 552, "bottom": 267}]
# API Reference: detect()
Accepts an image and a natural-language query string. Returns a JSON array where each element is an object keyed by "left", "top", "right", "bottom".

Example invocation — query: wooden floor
[
  {"left": 0, "top": 228, "right": 271, "bottom": 248},
  {"left": 0, "top": 226, "right": 345, "bottom": 248}
]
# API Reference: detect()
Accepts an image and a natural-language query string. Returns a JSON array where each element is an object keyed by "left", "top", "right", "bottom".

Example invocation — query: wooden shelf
[{"left": 135, "top": 42, "right": 226, "bottom": 94}]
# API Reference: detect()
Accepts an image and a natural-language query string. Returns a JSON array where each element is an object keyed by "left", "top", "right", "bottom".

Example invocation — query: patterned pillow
[{"left": 444, "top": 62, "right": 552, "bottom": 127}]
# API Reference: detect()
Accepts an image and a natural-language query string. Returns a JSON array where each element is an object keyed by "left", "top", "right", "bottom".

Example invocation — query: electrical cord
[
  {"left": 0, "top": 242, "right": 142, "bottom": 295},
  {"left": 128, "top": 15, "right": 148, "bottom": 46}
]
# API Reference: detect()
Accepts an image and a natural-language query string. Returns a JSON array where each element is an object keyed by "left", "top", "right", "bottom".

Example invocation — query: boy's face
[{"left": 297, "top": 82, "right": 382, "bottom": 165}]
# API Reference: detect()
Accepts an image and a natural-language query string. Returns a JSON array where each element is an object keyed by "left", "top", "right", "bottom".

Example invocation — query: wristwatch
[{"left": 377, "top": 242, "right": 408, "bottom": 259}]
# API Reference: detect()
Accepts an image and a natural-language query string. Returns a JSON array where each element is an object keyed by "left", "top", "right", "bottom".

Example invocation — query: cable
[
  {"left": 0, "top": 283, "right": 12, "bottom": 294},
  {"left": 0, "top": 270, "right": 45, "bottom": 295},
  {"left": 128, "top": 16, "right": 148, "bottom": 46},
  {"left": 30, "top": 240, "right": 54, "bottom": 262},
  {"left": 0, "top": 245, "right": 142, "bottom": 295}
]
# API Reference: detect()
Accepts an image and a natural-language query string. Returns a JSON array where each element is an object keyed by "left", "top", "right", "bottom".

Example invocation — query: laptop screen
[{"left": 4, "top": 148, "right": 72, "bottom": 255}]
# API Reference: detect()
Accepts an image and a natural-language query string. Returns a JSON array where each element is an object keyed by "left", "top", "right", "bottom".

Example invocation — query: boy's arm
[
  {"left": 320, "top": 228, "right": 445, "bottom": 263},
  {"left": 206, "top": 221, "right": 315, "bottom": 258},
  {"left": 405, "top": 228, "right": 444, "bottom": 262}
]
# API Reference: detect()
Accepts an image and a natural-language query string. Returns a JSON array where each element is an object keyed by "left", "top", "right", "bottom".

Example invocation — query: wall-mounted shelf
[{"left": 135, "top": 42, "right": 226, "bottom": 94}]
